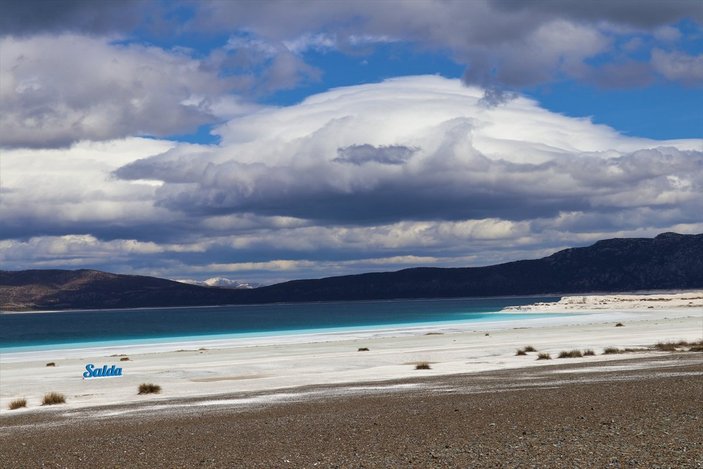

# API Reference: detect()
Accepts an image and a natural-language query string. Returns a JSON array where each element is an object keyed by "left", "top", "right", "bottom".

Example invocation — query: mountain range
[{"left": 1, "top": 232, "right": 701, "bottom": 311}]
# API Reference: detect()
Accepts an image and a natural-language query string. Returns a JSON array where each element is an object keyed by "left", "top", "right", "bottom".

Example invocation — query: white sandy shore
[
  {"left": 503, "top": 291, "right": 703, "bottom": 311},
  {"left": 1, "top": 292, "right": 701, "bottom": 415}
]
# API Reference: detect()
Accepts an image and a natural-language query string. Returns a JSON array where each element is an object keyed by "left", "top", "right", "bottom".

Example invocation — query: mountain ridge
[{"left": 2, "top": 232, "right": 702, "bottom": 311}]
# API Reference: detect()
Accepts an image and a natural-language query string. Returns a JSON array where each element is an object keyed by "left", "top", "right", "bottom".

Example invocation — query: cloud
[
  {"left": 334, "top": 144, "right": 418, "bottom": 165},
  {"left": 0, "top": 138, "right": 181, "bottom": 240},
  {"left": 191, "top": 0, "right": 702, "bottom": 89},
  {"left": 115, "top": 76, "right": 703, "bottom": 227},
  {"left": 651, "top": 49, "right": 703, "bottom": 85},
  {"left": 0, "top": 0, "right": 150, "bottom": 36},
  {"left": 490, "top": 0, "right": 703, "bottom": 28},
  {"left": 0, "top": 34, "right": 234, "bottom": 148},
  {"left": 586, "top": 61, "right": 655, "bottom": 89},
  {"left": 3, "top": 76, "right": 702, "bottom": 282}
]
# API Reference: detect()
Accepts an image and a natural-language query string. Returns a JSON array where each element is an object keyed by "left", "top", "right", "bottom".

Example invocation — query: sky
[{"left": 1, "top": 0, "right": 702, "bottom": 285}]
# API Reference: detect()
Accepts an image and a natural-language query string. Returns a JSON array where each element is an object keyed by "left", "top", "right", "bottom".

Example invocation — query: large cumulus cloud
[{"left": 115, "top": 76, "right": 703, "bottom": 227}]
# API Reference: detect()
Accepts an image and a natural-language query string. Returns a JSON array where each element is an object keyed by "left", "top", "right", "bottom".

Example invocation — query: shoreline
[
  {"left": 1, "top": 294, "right": 562, "bottom": 315},
  {"left": 4, "top": 288, "right": 702, "bottom": 315},
  {"left": 1, "top": 291, "right": 701, "bottom": 414}
]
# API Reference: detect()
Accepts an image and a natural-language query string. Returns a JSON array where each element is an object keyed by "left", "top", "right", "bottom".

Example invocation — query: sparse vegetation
[
  {"left": 138, "top": 383, "right": 161, "bottom": 394},
  {"left": 654, "top": 340, "right": 703, "bottom": 352},
  {"left": 8, "top": 398, "right": 27, "bottom": 410},
  {"left": 603, "top": 346, "right": 648, "bottom": 355},
  {"left": 515, "top": 349, "right": 527, "bottom": 356},
  {"left": 415, "top": 362, "right": 431, "bottom": 370},
  {"left": 583, "top": 349, "right": 595, "bottom": 356},
  {"left": 41, "top": 392, "right": 66, "bottom": 405},
  {"left": 358, "top": 347, "right": 370, "bottom": 352},
  {"left": 120, "top": 357, "right": 130, "bottom": 361},
  {"left": 655, "top": 341, "right": 685, "bottom": 351},
  {"left": 558, "top": 350, "right": 583, "bottom": 358},
  {"left": 615, "top": 322, "right": 624, "bottom": 327},
  {"left": 523, "top": 346, "right": 537, "bottom": 352},
  {"left": 45, "top": 362, "right": 56, "bottom": 367},
  {"left": 537, "top": 352, "right": 551, "bottom": 360}
]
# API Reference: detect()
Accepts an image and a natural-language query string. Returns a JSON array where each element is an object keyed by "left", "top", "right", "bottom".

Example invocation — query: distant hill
[
  {"left": 0, "top": 269, "right": 242, "bottom": 311},
  {"left": 1, "top": 232, "right": 702, "bottom": 311}
]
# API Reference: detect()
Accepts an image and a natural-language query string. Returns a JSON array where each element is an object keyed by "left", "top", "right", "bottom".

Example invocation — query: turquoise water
[{"left": 0, "top": 296, "right": 560, "bottom": 352}]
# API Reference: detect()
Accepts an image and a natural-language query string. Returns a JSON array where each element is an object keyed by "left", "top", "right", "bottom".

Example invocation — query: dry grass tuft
[
  {"left": 415, "top": 362, "right": 431, "bottom": 370},
  {"left": 357, "top": 347, "right": 370, "bottom": 352},
  {"left": 558, "top": 350, "right": 583, "bottom": 358},
  {"left": 41, "top": 392, "right": 66, "bottom": 405},
  {"left": 536, "top": 352, "right": 551, "bottom": 360},
  {"left": 523, "top": 345, "right": 537, "bottom": 352},
  {"left": 615, "top": 322, "right": 624, "bottom": 327},
  {"left": 515, "top": 349, "right": 527, "bottom": 356},
  {"left": 45, "top": 362, "right": 56, "bottom": 367},
  {"left": 8, "top": 398, "right": 27, "bottom": 410},
  {"left": 651, "top": 339, "right": 703, "bottom": 352},
  {"left": 655, "top": 341, "right": 684, "bottom": 351},
  {"left": 604, "top": 347, "right": 649, "bottom": 354},
  {"left": 138, "top": 383, "right": 161, "bottom": 394},
  {"left": 583, "top": 349, "right": 596, "bottom": 356},
  {"left": 119, "top": 357, "right": 130, "bottom": 361}
]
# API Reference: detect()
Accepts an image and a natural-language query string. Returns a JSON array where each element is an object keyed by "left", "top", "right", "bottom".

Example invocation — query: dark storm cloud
[
  {"left": 0, "top": 0, "right": 150, "bottom": 36},
  {"left": 489, "top": 0, "right": 703, "bottom": 28}
]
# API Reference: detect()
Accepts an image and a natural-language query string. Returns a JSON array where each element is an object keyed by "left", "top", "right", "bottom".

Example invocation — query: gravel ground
[{"left": 2, "top": 354, "right": 702, "bottom": 468}]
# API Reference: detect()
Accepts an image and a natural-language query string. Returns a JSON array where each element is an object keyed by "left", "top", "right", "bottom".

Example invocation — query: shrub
[
  {"left": 120, "top": 357, "right": 130, "bottom": 361},
  {"left": 536, "top": 352, "right": 551, "bottom": 360},
  {"left": 654, "top": 342, "right": 681, "bottom": 352},
  {"left": 42, "top": 392, "right": 66, "bottom": 405},
  {"left": 8, "top": 398, "right": 27, "bottom": 410},
  {"left": 558, "top": 350, "right": 583, "bottom": 358},
  {"left": 357, "top": 347, "right": 370, "bottom": 352},
  {"left": 415, "top": 362, "right": 431, "bottom": 370},
  {"left": 515, "top": 349, "right": 527, "bottom": 356},
  {"left": 603, "top": 347, "right": 622, "bottom": 355},
  {"left": 523, "top": 346, "right": 537, "bottom": 352},
  {"left": 138, "top": 383, "right": 161, "bottom": 394},
  {"left": 615, "top": 323, "right": 624, "bottom": 327},
  {"left": 45, "top": 362, "right": 56, "bottom": 367},
  {"left": 583, "top": 349, "right": 595, "bottom": 356},
  {"left": 689, "top": 344, "right": 703, "bottom": 352}
]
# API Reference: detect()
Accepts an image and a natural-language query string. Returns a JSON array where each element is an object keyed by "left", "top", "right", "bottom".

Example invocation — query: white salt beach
[{"left": 1, "top": 291, "right": 701, "bottom": 414}]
